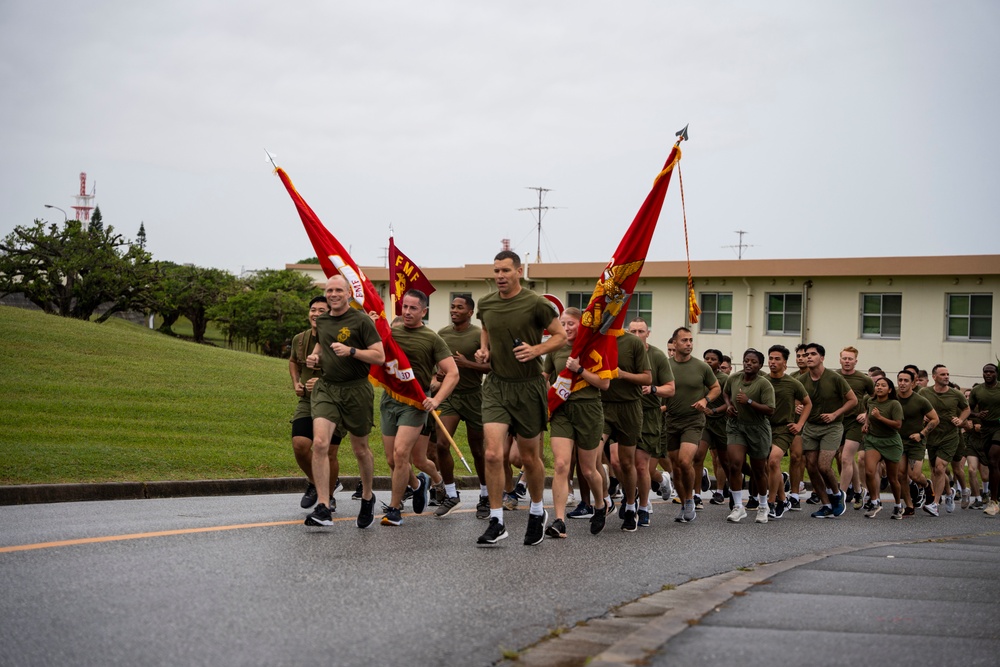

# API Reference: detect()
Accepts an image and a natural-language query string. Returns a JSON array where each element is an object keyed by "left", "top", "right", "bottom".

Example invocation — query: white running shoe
[
  {"left": 755, "top": 505, "right": 769, "bottom": 524},
  {"left": 727, "top": 506, "right": 748, "bottom": 523}
]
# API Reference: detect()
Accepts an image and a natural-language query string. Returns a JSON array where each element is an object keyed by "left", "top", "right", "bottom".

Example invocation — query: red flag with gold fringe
[
  {"left": 388, "top": 236, "right": 436, "bottom": 316},
  {"left": 274, "top": 167, "right": 427, "bottom": 409},
  {"left": 548, "top": 142, "right": 684, "bottom": 414}
]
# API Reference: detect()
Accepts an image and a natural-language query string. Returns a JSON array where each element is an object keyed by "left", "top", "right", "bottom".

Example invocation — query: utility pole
[
  {"left": 518, "top": 187, "right": 559, "bottom": 264},
  {"left": 722, "top": 229, "right": 755, "bottom": 260}
]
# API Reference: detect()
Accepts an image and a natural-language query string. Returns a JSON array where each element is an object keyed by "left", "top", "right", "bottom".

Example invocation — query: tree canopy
[{"left": 0, "top": 218, "right": 155, "bottom": 323}]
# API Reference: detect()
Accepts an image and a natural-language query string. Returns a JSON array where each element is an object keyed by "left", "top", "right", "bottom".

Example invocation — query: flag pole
[{"left": 432, "top": 411, "right": 473, "bottom": 473}]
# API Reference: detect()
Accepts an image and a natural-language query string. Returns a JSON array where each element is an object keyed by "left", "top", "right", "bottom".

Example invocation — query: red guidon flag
[
  {"left": 548, "top": 143, "right": 683, "bottom": 414},
  {"left": 388, "top": 236, "right": 436, "bottom": 316},
  {"left": 274, "top": 167, "right": 427, "bottom": 409}
]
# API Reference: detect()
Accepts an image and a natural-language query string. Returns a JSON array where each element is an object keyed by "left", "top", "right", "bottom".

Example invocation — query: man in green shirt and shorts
[
  {"left": 664, "top": 327, "right": 721, "bottom": 523},
  {"left": 474, "top": 251, "right": 566, "bottom": 546},
  {"left": 379, "top": 290, "right": 459, "bottom": 526},
  {"left": 969, "top": 364, "right": 1000, "bottom": 513},
  {"left": 724, "top": 349, "right": 776, "bottom": 524},
  {"left": 305, "top": 275, "right": 385, "bottom": 529},
  {"left": 920, "top": 365, "right": 970, "bottom": 516},
  {"left": 797, "top": 343, "right": 858, "bottom": 519},
  {"left": 766, "top": 345, "right": 811, "bottom": 520}
]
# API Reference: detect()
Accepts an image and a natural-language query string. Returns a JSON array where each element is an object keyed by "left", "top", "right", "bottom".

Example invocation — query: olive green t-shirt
[
  {"left": 867, "top": 398, "right": 903, "bottom": 438},
  {"left": 477, "top": 288, "right": 557, "bottom": 380},
  {"left": 767, "top": 374, "right": 807, "bottom": 426},
  {"left": 839, "top": 371, "right": 875, "bottom": 420},
  {"left": 921, "top": 386, "right": 969, "bottom": 446},
  {"left": 664, "top": 357, "right": 718, "bottom": 420},
  {"left": 970, "top": 383, "right": 1000, "bottom": 422},
  {"left": 290, "top": 329, "right": 321, "bottom": 386},
  {"left": 602, "top": 332, "right": 651, "bottom": 403},
  {"left": 706, "top": 369, "right": 729, "bottom": 423},
  {"left": 798, "top": 369, "right": 854, "bottom": 425},
  {"left": 437, "top": 323, "right": 484, "bottom": 394},
  {"left": 726, "top": 372, "right": 776, "bottom": 425},
  {"left": 545, "top": 345, "right": 601, "bottom": 401},
  {"left": 641, "top": 344, "right": 674, "bottom": 411},
  {"left": 392, "top": 324, "right": 452, "bottom": 392},
  {"left": 315, "top": 307, "right": 382, "bottom": 383},
  {"left": 898, "top": 392, "right": 934, "bottom": 439}
]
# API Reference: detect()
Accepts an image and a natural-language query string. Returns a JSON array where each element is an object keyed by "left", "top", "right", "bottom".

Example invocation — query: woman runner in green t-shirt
[{"left": 862, "top": 377, "right": 904, "bottom": 519}]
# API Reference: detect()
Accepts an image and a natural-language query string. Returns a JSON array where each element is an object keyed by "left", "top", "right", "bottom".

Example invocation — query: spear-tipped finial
[
  {"left": 675, "top": 124, "right": 689, "bottom": 142},
  {"left": 264, "top": 149, "right": 278, "bottom": 169}
]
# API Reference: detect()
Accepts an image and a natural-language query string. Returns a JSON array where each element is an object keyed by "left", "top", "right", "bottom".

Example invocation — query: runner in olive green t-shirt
[
  {"left": 304, "top": 275, "right": 385, "bottom": 529},
  {"left": 895, "top": 369, "right": 938, "bottom": 515},
  {"left": 474, "top": 251, "right": 566, "bottom": 547},
  {"left": 836, "top": 347, "right": 875, "bottom": 506},
  {"left": 664, "top": 327, "right": 720, "bottom": 523},
  {"left": 435, "top": 295, "right": 490, "bottom": 518},
  {"left": 765, "top": 345, "right": 811, "bottom": 519},
  {"left": 919, "top": 365, "right": 971, "bottom": 516},
  {"left": 723, "top": 349, "right": 775, "bottom": 524},
  {"left": 969, "top": 364, "right": 1000, "bottom": 513},
  {"left": 861, "top": 376, "right": 905, "bottom": 518},
  {"left": 796, "top": 343, "right": 857, "bottom": 518},
  {"left": 379, "top": 290, "right": 459, "bottom": 526}
]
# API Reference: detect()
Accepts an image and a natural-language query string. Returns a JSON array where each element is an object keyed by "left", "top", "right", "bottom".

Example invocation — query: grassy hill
[{"left": 0, "top": 307, "right": 475, "bottom": 484}]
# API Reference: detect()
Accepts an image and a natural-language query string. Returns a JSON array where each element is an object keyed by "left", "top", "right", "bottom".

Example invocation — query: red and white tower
[{"left": 71, "top": 172, "right": 95, "bottom": 227}]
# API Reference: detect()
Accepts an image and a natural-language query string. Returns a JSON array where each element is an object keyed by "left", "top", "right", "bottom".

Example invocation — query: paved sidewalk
[{"left": 506, "top": 531, "right": 1000, "bottom": 667}]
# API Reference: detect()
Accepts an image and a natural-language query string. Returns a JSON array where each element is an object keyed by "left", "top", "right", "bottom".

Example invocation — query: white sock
[
  {"left": 480, "top": 484, "right": 488, "bottom": 496},
  {"left": 445, "top": 483, "right": 457, "bottom": 498},
  {"left": 490, "top": 508, "right": 503, "bottom": 523},
  {"left": 529, "top": 500, "right": 544, "bottom": 516},
  {"left": 605, "top": 495, "right": 612, "bottom": 507},
  {"left": 758, "top": 494, "right": 768, "bottom": 507},
  {"left": 626, "top": 503, "right": 636, "bottom": 512},
  {"left": 790, "top": 492, "right": 800, "bottom": 501}
]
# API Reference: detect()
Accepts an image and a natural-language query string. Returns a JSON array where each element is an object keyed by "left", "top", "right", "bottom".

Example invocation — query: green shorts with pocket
[
  {"left": 380, "top": 393, "right": 428, "bottom": 436},
  {"left": 438, "top": 390, "right": 483, "bottom": 431},
  {"left": 310, "top": 378, "right": 374, "bottom": 437},
  {"left": 481, "top": 374, "right": 548, "bottom": 439},
  {"left": 665, "top": 413, "right": 706, "bottom": 452},
  {"left": 727, "top": 419, "right": 773, "bottom": 460},
  {"left": 550, "top": 399, "right": 604, "bottom": 451},
  {"left": 864, "top": 432, "right": 903, "bottom": 463},
  {"left": 602, "top": 400, "right": 642, "bottom": 448},
  {"left": 802, "top": 422, "right": 844, "bottom": 452}
]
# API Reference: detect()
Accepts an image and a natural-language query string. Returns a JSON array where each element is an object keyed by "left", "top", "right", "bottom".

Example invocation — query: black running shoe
[
  {"left": 545, "top": 518, "right": 567, "bottom": 539},
  {"left": 618, "top": 500, "right": 626, "bottom": 520},
  {"left": 746, "top": 496, "right": 760, "bottom": 510},
  {"left": 621, "top": 509, "right": 637, "bottom": 532},
  {"left": 806, "top": 492, "right": 821, "bottom": 505},
  {"left": 693, "top": 494, "right": 704, "bottom": 510},
  {"left": 305, "top": 503, "right": 333, "bottom": 527},
  {"left": 608, "top": 478, "right": 621, "bottom": 500},
  {"left": 606, "top": 498, "right": 616, "bottom": 516},
  {"left": 637, "top": 509, "right": 650, "bottom": 527},
  {"left": 782, "top": 472, "right": 791, "bottom": 494},
  {"left": 701, "top": 468, "right": 711, "bottom": 493},
  {"left": 381, "top": 505, "right": 403, "bottom": 526},
  {"left": 357, "top": 492, "right": 376, "bottom": 529},
  {"left": 773, "top": 499, "right": 786, "bottom": 519},
  {"left": 651, "top": 479, "right": 661, "bottom": 494},
  {"left": 412, "top": 473, "right": 429, "bottom": 514},
  {"left": 300, "top": 482, "right": 318, "bottom": 509},
  {"left": 524, "top": 510, "right": 547, "bottom": 546},
  {"left": 513, "top": 482, "right": 527, "bottom": 499},
  {"left": 477, "top": 517, "right": 508, "bottom": 545},
  {"left": 789, "top": 497, "right": 802, "bottom": 511},
  {"left": 567, "top": 501, "right": 594, "bottom": 519},
  {"left": 590, "top": 508, "right": 607, "bottom": 534},
  {"left": 476, "top": 495, "right": 490, "bottom": 520},
  {"left": 351, "top": 481, "right": 363, "bottom": 501},
  {"left": 710, "top": 491, "right": 726, "bottom": 505}
]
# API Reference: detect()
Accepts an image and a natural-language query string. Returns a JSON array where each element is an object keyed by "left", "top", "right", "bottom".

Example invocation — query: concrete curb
[{"left": 0, "top": 475, "right": 488, "bottom": 506}]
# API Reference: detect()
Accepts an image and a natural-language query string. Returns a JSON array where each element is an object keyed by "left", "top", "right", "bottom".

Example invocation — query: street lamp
[{"left": 44, "top": 204, "right": 68, "bottom": 221}]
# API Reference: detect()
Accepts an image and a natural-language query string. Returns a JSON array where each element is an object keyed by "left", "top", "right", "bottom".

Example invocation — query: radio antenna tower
[
  {"left": 518, "top": 187, "right": 561, "bottom": 264},
  {"left": 722, "top": 229, "right": 755, "bottom": 260},
  {"left": 71, "top": 172, "right": 96, "bottom": 228}
]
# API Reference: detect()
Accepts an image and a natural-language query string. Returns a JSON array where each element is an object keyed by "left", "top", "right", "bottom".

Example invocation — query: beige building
[{"left": 288, "top": 255, "right": 998, "bottom": 386}]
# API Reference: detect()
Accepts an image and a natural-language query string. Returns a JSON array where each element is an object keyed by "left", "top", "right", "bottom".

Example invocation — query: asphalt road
[{"left": 1, "top": 491, "right": 996, "bottom": 666}]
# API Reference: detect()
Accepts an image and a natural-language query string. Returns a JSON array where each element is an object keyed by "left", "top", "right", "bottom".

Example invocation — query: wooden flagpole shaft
[{"left": 431, "top": 410, "right": 473, "bottom": 474}]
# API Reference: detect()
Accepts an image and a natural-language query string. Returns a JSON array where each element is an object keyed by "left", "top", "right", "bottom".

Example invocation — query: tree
[
  {"left": 0, "top": 218, "right": 156, "bottom": 323},
  {"left": 89, "top": 206, "right": 104, "bottom": 234},
  {"left": 296, "top": 256, "right": 319, "bottom": 264},
  {"left": 148, "top": 262, "right": 238, "bottom": 343},
  {"left": 210, "top": 269, "right": 319, "bottom": 356},
  {"left": 136, "top": 222, "right": 147, "bottom": 249}
]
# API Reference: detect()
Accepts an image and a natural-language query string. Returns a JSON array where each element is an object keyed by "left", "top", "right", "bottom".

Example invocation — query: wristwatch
[
  {"left": 747, "top": 398, "right": 754, "bottom": 406},
  {"left": 574, "top": 366, "right": 584, "bottom": 376},
  {"left": 349, "top": 347, "right": 356, "bottom": 357}
]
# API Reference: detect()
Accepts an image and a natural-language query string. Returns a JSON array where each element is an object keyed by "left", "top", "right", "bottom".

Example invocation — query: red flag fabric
[
  {"left": 388, "top": 236, "right": 436, "bottom": 316},
  {"left": 548, "top": 144, "right": 683, "bottom": 414},
  {"left": 274, "top": 167, "right": 427, "bottom": 409}
]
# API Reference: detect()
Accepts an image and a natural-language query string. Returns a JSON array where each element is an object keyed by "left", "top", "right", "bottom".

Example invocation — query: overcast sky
[{"left": 2, "top": 1, "right": 997, "bottom": 275}]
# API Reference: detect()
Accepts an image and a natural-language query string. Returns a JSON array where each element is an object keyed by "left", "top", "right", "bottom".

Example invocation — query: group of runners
[{"left": 287, "top": 251, "right": 1000, "bottom": 546}]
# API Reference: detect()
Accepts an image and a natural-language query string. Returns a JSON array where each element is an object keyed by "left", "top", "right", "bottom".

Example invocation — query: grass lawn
[{"left": 0, "top": 307, "right": 477, "bottom": 485}]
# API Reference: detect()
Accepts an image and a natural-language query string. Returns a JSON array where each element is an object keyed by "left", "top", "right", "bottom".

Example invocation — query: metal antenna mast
[
  {"left": 518, "top": 187, "right": 561, "bottom": 264},
  {"left": 722, "top": 229, "right": 755, "bottom": 260}
]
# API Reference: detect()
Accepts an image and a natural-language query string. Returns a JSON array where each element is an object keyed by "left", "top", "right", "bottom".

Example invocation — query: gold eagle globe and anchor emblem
[
  {"left": 336, "top": 327, "right": 351, "bottom": 343},
  {"left": 580, "top": 259, "right": 644, "bottom": 334}
]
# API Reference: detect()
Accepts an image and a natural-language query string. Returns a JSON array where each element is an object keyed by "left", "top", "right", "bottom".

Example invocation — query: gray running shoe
[{"left": 434, "top": 494, "right": 461, "bottom": 518}]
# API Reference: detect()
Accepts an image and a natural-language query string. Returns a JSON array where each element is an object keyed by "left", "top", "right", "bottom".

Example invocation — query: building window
[
  {"left": 860, "top": 293, "right": 902, "bottom": 339},
  {"left": 766, "top": 293, "right": 802, "bottom": 335},
  {"left": 566, "top": 291, "right": 590, "bottom": 311},
  {"left": 947, "top": 293, "right": 992, "bottom": 341},
  {"left": 566, "top": 290, "right": 653, "bottom": 326},
  {"left": 699, "top": 292, "right": 732, "bottom": 334}
]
